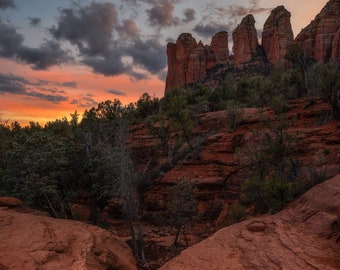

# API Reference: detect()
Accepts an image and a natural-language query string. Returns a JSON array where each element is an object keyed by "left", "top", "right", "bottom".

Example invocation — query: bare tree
[{"left": 115, "top": 120, "right": 145, "bottom": 261}]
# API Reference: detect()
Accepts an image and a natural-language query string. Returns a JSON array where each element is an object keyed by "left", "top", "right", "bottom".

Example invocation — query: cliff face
[
  {"left": 295, "top": 0, "right": 340, "bottom": 62},
  {"left": 331, "top": 27, "right": 340, "bottom": 62},
  {"left": 262, "top": 6, "right": 294, "bottom": 63},
  {"left": 165, "top": 32, "right": 229, "bottom": 92},
  {"left": 232, "top": 14, "right": 259, "bottom": 64}
]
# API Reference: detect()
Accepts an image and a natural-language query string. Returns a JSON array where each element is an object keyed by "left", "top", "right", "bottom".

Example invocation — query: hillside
[
  {"left": 1, "top": 97, "right": 339, "bottom": 269},
  {"left": 122, "top": 97, "right": 340, "bottom": 268}
]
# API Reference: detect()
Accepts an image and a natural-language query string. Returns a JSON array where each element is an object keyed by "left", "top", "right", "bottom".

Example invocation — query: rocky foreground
[
  {"left": 160, "top": 173, "right": 340, "bottom": 270},
  {"left": 0, "top": 198, "right": 136, "bottom": 270}
]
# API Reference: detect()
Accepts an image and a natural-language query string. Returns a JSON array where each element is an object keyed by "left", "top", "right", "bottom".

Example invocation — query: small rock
[
  {"left": 246, "top": 221, "right": 267, "bottom": 232},
  {"left": 0, "top": 197, "right": 22, "bottom": 207}
]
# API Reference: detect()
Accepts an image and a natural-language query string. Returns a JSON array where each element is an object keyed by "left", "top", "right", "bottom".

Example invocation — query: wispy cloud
[
  {"left": 0, "top": 72, "right": 69, "bottom": 103},
  {"left": 107, "top": 89, "right": 126, "bottom": 96},
  {"left": 70, "top": 93, "right": 98, "bottom": 108}
]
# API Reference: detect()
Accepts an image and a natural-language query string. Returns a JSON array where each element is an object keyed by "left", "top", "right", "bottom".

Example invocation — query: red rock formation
[
  {"left": 210, "top": 31, "right": 229, "bottom": 65},
  {"left": 0, "top": 206, "right": 137, "bottom": 270},
  {"left": 262, "top": 6, "right": 294, "bottom": 63},
  {"left": 160, "top": 174, "right": 340, "bottom": 269},
  {"left": 187, "top": 41, "right": 207, "bottom": 86},
  {"left": 295, "top": 0, "right": 340, "bottom": 62},
  {"left": 165, "top": 33, "right": 197, "bottom": 92},
  {"left": 165, "top": 32, "right": 229, "bottom": 92},
  {"left": 232, "top": 14, "right": 259, "bottom": 64}
]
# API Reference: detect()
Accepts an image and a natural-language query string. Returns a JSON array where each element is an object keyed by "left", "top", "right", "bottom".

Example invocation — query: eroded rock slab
[
  {"left": 160, "top": 174, "right": 340, "bottom": 269},
  {"left": 0, "top": 208, "right": 137, "bottom": 270}
]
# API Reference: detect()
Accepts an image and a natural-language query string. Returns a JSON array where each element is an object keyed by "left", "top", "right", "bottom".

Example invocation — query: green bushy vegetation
[{"left": 237, "top": 115, "right": 304, "bottom": 214}]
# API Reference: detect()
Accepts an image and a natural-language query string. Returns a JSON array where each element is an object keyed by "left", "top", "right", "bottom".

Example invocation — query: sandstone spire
[
  {"left": 210, "top": 31, "right": 229, "bottom": 65},
  {"left": 262, "top": 6, "right": 294, "bottom": 63},
  {"left": 165, "top": 33, "right": 197, "bottom": 92},
  {"left": 232, "top": 14, "right": 259, "bottom": 65}
]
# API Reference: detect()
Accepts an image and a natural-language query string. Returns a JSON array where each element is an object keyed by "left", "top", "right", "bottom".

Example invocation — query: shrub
[{"left": 225, "top": 100, "right": 244, "bottom": 132}]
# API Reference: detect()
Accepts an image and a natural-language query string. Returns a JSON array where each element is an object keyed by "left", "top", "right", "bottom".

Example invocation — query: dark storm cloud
[
  {"left": 28, "top": 17, "right": 41, "bottom": 27},
  {"left": 0, "top": 19, "right": 24, "bottom": 57},
  {"left": 82, "top": 53, "right": 127, "bottom": 76},
  {"left": 193, "top": 22, "right": 229, "bottom": 38},
  {"left": 117, "top": 19, "right": 140, "bottom": 40},
  {"left": 146, "top": 0, "right": 180, "bottom": 28},
  {"left": 0, "top": 73, "right": 69, "bottom": 103},
  {"left": 50, "top": 1, "right": 166, "bottom": 79},
  {"left": 0, "top": 19, "right": 71, "bottom": 69},
  {"left": 50, "top": 2, "right": 118, "bottom": 56},
  {"left": 183, "top": 8, "right": 195, "bottom": 23},
  {"left": 107, "top": 89, "right": 126, "bottom": 96},
  {"left": 0, "top": 0, "right": 15, "bottom": 10},
  {"left": 125, "top": 38, "right": 166, "bottom": 74},
  {"left": 17, "top": 40, "right": 71, "bottom": 70}
]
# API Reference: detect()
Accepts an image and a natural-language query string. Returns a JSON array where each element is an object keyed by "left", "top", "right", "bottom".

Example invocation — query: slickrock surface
[
  {"left": 160, "top": 174, "right": 340, "bottom": 269},
  {"left": 262, "top": 6, "right": 294, "bottom": 63},
  {"left": 0, "top": 206, "right": 136, "bottom": 270}
]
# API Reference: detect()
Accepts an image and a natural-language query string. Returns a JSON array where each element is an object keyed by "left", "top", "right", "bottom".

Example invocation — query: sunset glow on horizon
[{"left": 0, "top": 0, "right": 329, "bottom": 126}]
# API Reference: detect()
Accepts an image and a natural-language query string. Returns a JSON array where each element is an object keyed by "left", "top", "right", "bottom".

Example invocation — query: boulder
[
  {"left": 262, "top": 6, "right": 294, "bottom": 63},
  {"left": 0, "top": 208, "right": 137, "bottom": 270},
  {"left": 0, "top": 196, "right": 22, "bottom": 207}
]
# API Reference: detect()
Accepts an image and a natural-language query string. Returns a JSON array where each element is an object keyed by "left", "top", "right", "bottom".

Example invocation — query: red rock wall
[
  {"left": 295, "top": 0, "right": 340, "bottom": 62},
  {"left": 331, "top": 27, "right": 340, "bottom": 62}
]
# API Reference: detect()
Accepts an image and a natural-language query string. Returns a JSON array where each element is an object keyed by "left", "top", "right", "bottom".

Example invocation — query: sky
[{"left": 0, "top": 0, "right": 329, "bottom": 125}]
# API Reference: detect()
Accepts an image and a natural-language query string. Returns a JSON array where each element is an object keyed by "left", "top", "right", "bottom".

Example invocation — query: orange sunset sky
[{"left": 0, "top": 0, "right": 329, "bottom": 125}]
